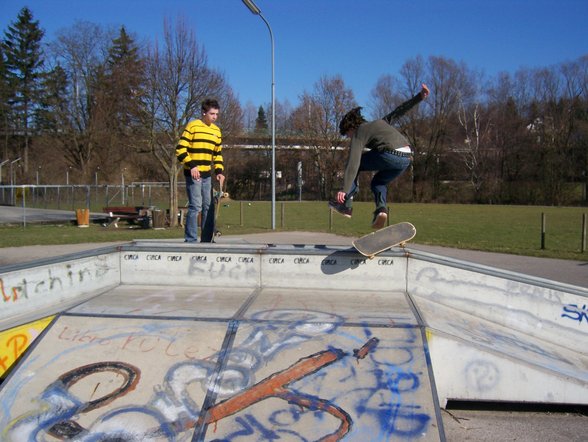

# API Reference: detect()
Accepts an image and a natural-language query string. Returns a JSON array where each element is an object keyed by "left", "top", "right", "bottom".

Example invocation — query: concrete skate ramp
[{"left": 0, "top": 241, "right": 587, "bottom": 441}]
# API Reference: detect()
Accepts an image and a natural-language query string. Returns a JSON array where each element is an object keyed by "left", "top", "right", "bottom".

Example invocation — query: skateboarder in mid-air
[{"left": 329, "top": 84, "right": 430, "bottom": 229}]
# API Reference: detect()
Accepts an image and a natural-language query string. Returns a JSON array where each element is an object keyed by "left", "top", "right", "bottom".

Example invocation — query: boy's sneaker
[
  {"left": 328, "top": 200, "right": 352, "bottom": 218},
  {"left": 371, "top": 209, "right": 387, "bottom": 229}
]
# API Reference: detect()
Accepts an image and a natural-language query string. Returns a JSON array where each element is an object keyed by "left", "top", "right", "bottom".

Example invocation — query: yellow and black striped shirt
[{"left": 176, "top": 119, "right": 224, "bottom": 177}]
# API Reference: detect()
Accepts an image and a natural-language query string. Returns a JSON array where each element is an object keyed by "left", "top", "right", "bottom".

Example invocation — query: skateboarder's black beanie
[{"left": 339, "top": 107, "right": 367, "bottom": 135}]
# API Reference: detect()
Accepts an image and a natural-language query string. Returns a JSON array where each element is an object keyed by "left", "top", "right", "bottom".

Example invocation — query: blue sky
[{"left": 1, "top": 0, "right": 586, "bottom": 108}]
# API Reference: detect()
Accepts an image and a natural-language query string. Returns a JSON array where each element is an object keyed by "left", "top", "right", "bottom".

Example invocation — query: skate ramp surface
[{"left": 1, "top": 240, "right": 587, "bottom": 441}]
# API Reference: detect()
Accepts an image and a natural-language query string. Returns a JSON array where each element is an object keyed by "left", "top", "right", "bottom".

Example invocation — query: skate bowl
[{"left": 0, "top": 240, "right": 586, "bottom": 441}]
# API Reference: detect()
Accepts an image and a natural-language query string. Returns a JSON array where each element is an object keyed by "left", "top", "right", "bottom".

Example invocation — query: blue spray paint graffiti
[
  {"left": 561, "top": 304, "right": 588, "bottom": 325},
  {"left": 3, "top": 309, "right": 433, "bottom": 441}
]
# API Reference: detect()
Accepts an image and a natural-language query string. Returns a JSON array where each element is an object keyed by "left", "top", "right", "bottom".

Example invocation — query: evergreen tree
[
  {"left": 2, "top": 7, "right": 45, "bottom": 172},
  {"left": 35, "top": 64, "right": 68, "bottom": 132},
  {"left": 103, "top": 26, "right": 144, "bottom": 133},
  {"left": 0, "top": 44, "right": 13, "bottom": 160},
  {"left": 255, "top": 105, "right": 268, "bottom": 134}
]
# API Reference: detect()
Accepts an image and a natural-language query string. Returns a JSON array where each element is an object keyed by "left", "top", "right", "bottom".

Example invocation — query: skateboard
[
  {"left": 213, "top": 182, "right": 229, "bottom": 239},
  {"left": 201, "top": 181, "right": 229, "bottom": 242},
  {"left": 352, "top": 222, "right": 416, "bottom": 258}
]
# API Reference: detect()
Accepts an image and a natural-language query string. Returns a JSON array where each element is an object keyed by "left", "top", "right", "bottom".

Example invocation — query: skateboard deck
[
  {"left": 201, "top": 182, "right": 228, "bottom": 243},
  {"left": 352, "top": 222, "right": 416, "bottom": 258},
  {"left": 213, "top": 184, "right": 229, "bottom": 238}
]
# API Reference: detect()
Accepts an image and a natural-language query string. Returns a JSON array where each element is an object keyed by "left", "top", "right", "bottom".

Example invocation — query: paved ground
[{"left": 1, "top": 206, "right": 587, "bottom": 440}]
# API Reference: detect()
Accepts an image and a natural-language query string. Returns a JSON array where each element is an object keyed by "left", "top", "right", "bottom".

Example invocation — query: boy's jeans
[
  {"left": 346, "top": 149, "right": 411, "bottom": 210},
  {"left": 184, "top": 174, "right": 211, "bottom": 242}
]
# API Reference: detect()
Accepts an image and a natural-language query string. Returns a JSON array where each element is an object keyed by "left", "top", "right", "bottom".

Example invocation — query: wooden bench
[{"left": 102, "top": 206, "right": 151, "bottom": 228}]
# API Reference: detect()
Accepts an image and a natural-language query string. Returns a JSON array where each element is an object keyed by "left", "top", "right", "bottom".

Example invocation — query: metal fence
[{"left": 0, "top": 182, "right": 173, "bottom": 212}]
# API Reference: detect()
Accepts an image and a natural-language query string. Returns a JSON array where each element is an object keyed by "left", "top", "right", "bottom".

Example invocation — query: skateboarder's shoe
[
  {"left": 329, "top": 200, "right": 352, "bottom": 218},
  {"left": 371, "top": 209, "right": 387, "bottom": 229}
]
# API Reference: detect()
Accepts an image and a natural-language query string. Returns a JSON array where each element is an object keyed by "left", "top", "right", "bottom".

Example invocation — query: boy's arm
[
  {"left": 382, "top": 93, "right": 423, "bottom": 124},
  {"left": 341, "top": 136, "right": 365, "bottom": 194},
  {"left": 382, "top": 84, "right": 429, "bottom": 124}
]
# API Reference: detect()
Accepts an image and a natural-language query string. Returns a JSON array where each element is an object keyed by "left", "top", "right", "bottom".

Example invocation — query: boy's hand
[{"left": 421, "top": 83, "right": 430, "bottom": 99}]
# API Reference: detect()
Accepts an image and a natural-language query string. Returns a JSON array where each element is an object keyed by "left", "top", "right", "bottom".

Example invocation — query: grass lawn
[{"left": 0, "top": 201, "right": 586, "bottom": 261}]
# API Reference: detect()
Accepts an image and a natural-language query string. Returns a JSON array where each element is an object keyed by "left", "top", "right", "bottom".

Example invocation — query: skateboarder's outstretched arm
[{"left": 382, "top": 83, "right": 429, "bottom": 125}]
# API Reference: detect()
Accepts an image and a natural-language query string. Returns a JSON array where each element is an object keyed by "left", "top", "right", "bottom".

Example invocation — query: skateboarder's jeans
[
  {"left": 185, "top": 175, "right": 211, "bottom": 242},
  {"left": 346, "top": 150, "right": 411, "bottom": 210}
]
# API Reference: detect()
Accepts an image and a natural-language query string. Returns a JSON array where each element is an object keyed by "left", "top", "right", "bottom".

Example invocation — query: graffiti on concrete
[
  {"left": 561, "top": 304, "right": 588, "bottom": 325},
  {"left": 2, "top": 309, "right": 433, "bottom": 440},
  {"left": 414, "top": 266, "right": 584, "bottom": 377},
  {"left": 187, "top": 253, "right": 258, "bottom": 281},
  {"left": 0, "top": 277, "right": 28, "bottom": 303},
  {"left": 464, "top": 360, "right": 500, "bottom": 392},
  {"left": 1, "top": 259, "right": 114, "bottom": 309},
  {"left": 0, "top": 316, "right": 54, "bottom": 377}
]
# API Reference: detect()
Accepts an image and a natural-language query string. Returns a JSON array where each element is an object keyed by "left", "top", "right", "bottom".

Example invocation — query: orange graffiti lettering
[
  {"left": 7, "top": 333, "right": 28, "bottom": 360},
  {"left": 0, "top": 354, "right": 8, "bottom": 371},
  {"left": 1, "top": 278, "right": 19, "bottom": 302}
]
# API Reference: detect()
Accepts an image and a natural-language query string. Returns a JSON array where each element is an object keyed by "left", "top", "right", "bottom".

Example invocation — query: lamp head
[{"left": 242, "top": 0, "right": 261, "bottom": 15}]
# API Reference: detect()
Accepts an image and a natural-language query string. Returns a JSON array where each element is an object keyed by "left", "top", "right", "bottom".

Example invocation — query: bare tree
[
  {"left": 369, "top": 61, "right": 430, "bottom": 201},
  {"left": 401, "top": 56, "right": 475, "bottom": 201},
  {"left": 140, "top": 17, "right": 240, "bottom": 226},
  {"left": 560, "top": 57, "right": 588, "bottom": 204},
  {"left": 486, "top": 71, "right": 534, "bottom": 202},
  {"left": 457, "top": 99, "right": 492, "bottom": 201},
  {"left": 526, "top": 67, "right": 567, "bottom": 203},
  {"left": 290, "top": 75, "right": 355, "bottom": 199},
  {"left": 47, "top": 21, "right": 114, "bottom": 181},
  {"left": 369, "top": 74, "right": 402, "bottom": 119},
  {"left": 528, "top": 62, "right": 588, "bottom": 204},
  {"left": 275, "top": 98, "right": 294, "bottom": 135},
  {"left": 242, "top": 100, "right": 257, "bottom": 132}
]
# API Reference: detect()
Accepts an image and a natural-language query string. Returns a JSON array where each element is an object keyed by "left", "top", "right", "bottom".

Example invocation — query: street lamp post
[
  {"left": 121, "top": 168, "right": 126, "bottom": 205},
  {"left": 95, "top": 167, "right": 101, "bottom": 205},
  {"left": 0, "top": 159, "right": 9, "bottom": 204},
  {"left": 66, "top": 166, "right": 73, "bottom": 209},
  {"left": 35, "top": 166, "right": 41, "bottom": 206},
  {"left": 241, "top": 0, "right": 276, "bottom": 229}
]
